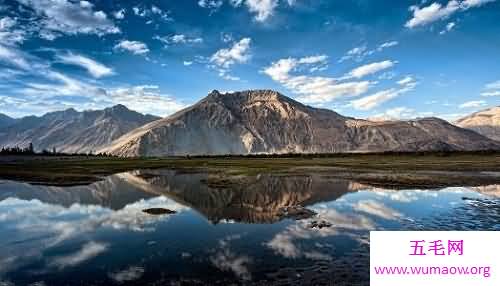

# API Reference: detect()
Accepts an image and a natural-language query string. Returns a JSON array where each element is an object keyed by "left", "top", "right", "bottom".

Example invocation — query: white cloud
[
  {"left": 50, "top": 241, "right": 108, "bottom": 269},
  {"left": 132, "top": 6, "right": 147, "bottom": 17},
  {"left": 198, "top": 0, "right": 223, "bottom": 11},
  {"left": 353, "top": 200, "right": 403, "bottom": 220},
  {"left": 347, "top": 60, "right": 396, "bottom": 79},
  {"left": 263, "top": 55, "right": 373, "bottom": 104},
  {"left": 245, "top": 0, "right": 279, "bottom": 22},
  {"left": 154, "top": 34, "right": 203, "bottom": 45},
  {"left": 106, "top": 85, "right": 186, "bottom": 116},
  {"left": 11, "top": 72, "right": 183, "bottom": 117},
  {"left": 210, "top": 37, "right": 251, "bottom": 80},
  {"left": 484, "top": 80, "right": 500, "bottom": 90},
  {"left": 0, "top": 44, "right": 30, "bottom": 69},
  {"left": 229, "top": 0, "right": 244, "bottom": 7},
  {"left": 114, "top": 40, "right": 149, "bottom": 55},
  {"left": 405, "top": 0, "right": 496, "bottom": 28},
  {"left": 113, "top": 9, "right": 125, "bottom": 20},
  {"left": 377, "top": 41, "right": 399, "bottom": 51},
  {"left": 0, "top": 17, "right": 27, "bottom": 45},
  {"left": 370, "top": 107, "right": 419, "bottom": 121},
  {"left": 459, "top": 100, "right": 486, "bottom": 108},
  {"left": 481, "top": 91, "right": 500, "bottom": 97},
  {"left": 132, "top": 5, "right": 171, "bottom": 21},
  {"left": 339, "top": 45, "right": 368, "bottom": 63},
  {"left": 440, "top": 22, "right": 456, "bottom": 34},
  {"left": 351, "top": 76, "right": 417, "bottom": 110},
  {"left": 210, "top": 236, "right": 252, "bottom": 280},
  {"left": 211, "top": 38, "right": 251, "bottom": 68},
  {"left": 16, "top": 0, "right": 120, "bottom": 39},
  {"left": 57, "top": 53, "right": 114, "bottom": 78},
  {"left": 339, "top": 42, "right": 398, "bottom": 63},
  {"left": 397, "top": 75, "right": 414, "bottom": 86},
  {"left": 351, "top": 89, "right": 402, "bottom": 110},
  {"left": 183, "top": 61, "right": 193, "bottom": 66},
  {"left": 109, "top": 266, "right": 145, "bottom": 283},
  {"left": 462, "top": 0, "right": 497, "bottom": 8}
]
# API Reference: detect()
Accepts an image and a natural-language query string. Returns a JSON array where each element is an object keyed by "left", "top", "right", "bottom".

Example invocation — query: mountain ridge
[
  {"left": 100, "top": 90, "right": 500, "bottom": 157},
  {"left": 0, "top": 105, "right": 160, "bottom": 153},
  {"left": 0, "top": 113, "right": 17, "bottom": 129},
  {"left": 455, "top": 106, "right": 500, "bottom": 142}
]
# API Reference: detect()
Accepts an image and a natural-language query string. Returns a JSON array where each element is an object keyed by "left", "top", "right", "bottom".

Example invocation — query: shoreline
[{"left": 0, "top": 153, "right": 499, "bottom": 187}]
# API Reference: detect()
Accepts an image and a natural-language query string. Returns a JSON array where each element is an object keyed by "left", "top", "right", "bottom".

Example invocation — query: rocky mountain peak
[
  {"left": 100, "top": 90, "right": 500, "bottom": 157},
  {"left": 455, "top": 106, "right": 500, "bottom": 141}
]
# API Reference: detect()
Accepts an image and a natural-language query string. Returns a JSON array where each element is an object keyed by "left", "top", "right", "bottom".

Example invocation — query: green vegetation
[{"left": 0, "top": 152, "right": 499, "bottom": 186}]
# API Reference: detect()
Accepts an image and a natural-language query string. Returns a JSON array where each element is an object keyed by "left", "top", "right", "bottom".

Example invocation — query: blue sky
[{"left": 0, "top": 0, "right": 498, "bottom": 119}]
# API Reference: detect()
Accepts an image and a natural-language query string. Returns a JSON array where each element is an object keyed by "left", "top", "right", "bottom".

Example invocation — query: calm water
[{"left": 0, "top": 170, "right": 499, "bottom": 285}]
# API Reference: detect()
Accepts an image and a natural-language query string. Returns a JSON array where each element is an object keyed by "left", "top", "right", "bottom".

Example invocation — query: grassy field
[{"left": 0, "top": 152, "right": 499, "bottom": 187}]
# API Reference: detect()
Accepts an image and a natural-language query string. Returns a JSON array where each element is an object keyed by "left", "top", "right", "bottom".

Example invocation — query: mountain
[
  {"left": 455, "top": 106, "right": 500, "bottom": 142},
  {"left": 0, "top": 113, "right": 16, "bottom": 129},
  {"left": 0, "top": 105, "right": 160, "bottom": 153},
  {"left": 101, "top": 90, "right": 500, "bottom": 157}
]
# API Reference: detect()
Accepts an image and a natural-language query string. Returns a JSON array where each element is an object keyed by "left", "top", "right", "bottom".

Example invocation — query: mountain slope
[
  {"left": 455, "top": 106, "right": 500, "bottom": 141},
  {"left": 101, "top": 90, "right": 500, "bottom": 157},
  {"left": 0, "top": 105, "right": 159, "bottom": 153},
  {"left": 0, "top": 113, "right": 16, "bottom": 129}
]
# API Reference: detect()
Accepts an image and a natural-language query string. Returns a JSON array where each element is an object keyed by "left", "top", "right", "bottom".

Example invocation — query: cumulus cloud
[
  {"left": 459, "top": 100, "right": 486, "bottom": 108},
  {"left": 114, "top": 40, "right": 149, "bottom": 55},
  {"left": 210, "top": 37, "right": 251, "bottom": 80},
  {"left": 57, "top": 53, "right": 114, "bottom": 78},
  {"left": 113, "top": 9, "right": 125, "bottom": 20},
  {"left": 9, "top": 71, "right": 183, "bottom": 117},
  {"left": 0, "top": 17, "right": 27, "bottom": 46},
  {"left": 405, "top": 0, "right": 496, "bottom": 28},
  {"left": 210, "top": 235, "right": 252, "bottom": 280},
  {"left": 198, "top": 0, "right": 223, "bottom": 12},
  {"left": 15, "top": 0, "right": 120, "bottom": 39},
  {"left": 266, "top": 207, "right": 374, "bottom": 260},
  {"left": 263, "top": 55, "right": 374, "bottom": 104},
  {"left": 132, "top": 5, "right": 172, "bottom": 22},
  {"left": 351, "top": 76, "right": 417, "bottom": 110},
  {"left": 245, "top": 0, "right": 279, "bottom": 22}
]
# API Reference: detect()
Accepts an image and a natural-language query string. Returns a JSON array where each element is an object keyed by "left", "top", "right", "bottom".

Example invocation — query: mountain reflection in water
[{"left": 0, "top": 169, "right": 499, "bottom": 286}]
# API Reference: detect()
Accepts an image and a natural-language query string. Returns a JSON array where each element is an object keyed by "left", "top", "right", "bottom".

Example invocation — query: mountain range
[
  {"left": 0, "top": 105, "right": 159, "bottom": 153},
  {"left": 101, "top": 90, "right": 499, "bottom": 156},
  {"left": 0, "top": 90, "right": 499, "bottom": 156},
  {"left": 455, "top": 106, "right": 500, "bottom": 142},
  {"left": 0, "top": 113, "right": 17, "bottom": 129}
]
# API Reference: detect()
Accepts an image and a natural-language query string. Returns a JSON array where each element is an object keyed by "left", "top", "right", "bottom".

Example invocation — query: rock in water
[{"left": 142, "top": 208, "right": 177, "bottom": 215}]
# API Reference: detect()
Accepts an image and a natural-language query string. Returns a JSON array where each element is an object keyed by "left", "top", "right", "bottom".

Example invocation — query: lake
[{"left": 0, "top": 169, "right": 499, "bottom": 285}]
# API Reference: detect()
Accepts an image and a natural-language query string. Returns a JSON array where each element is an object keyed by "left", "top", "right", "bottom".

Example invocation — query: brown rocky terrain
[
  {"left": 101, "top": 90, "right": 499, "bottom": 156},
  {"left": 455, "top": 106, "right": 500, "bottom": 141},
  {"left": 0, "top": 104, "right": 159, "bottom": 153}
]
